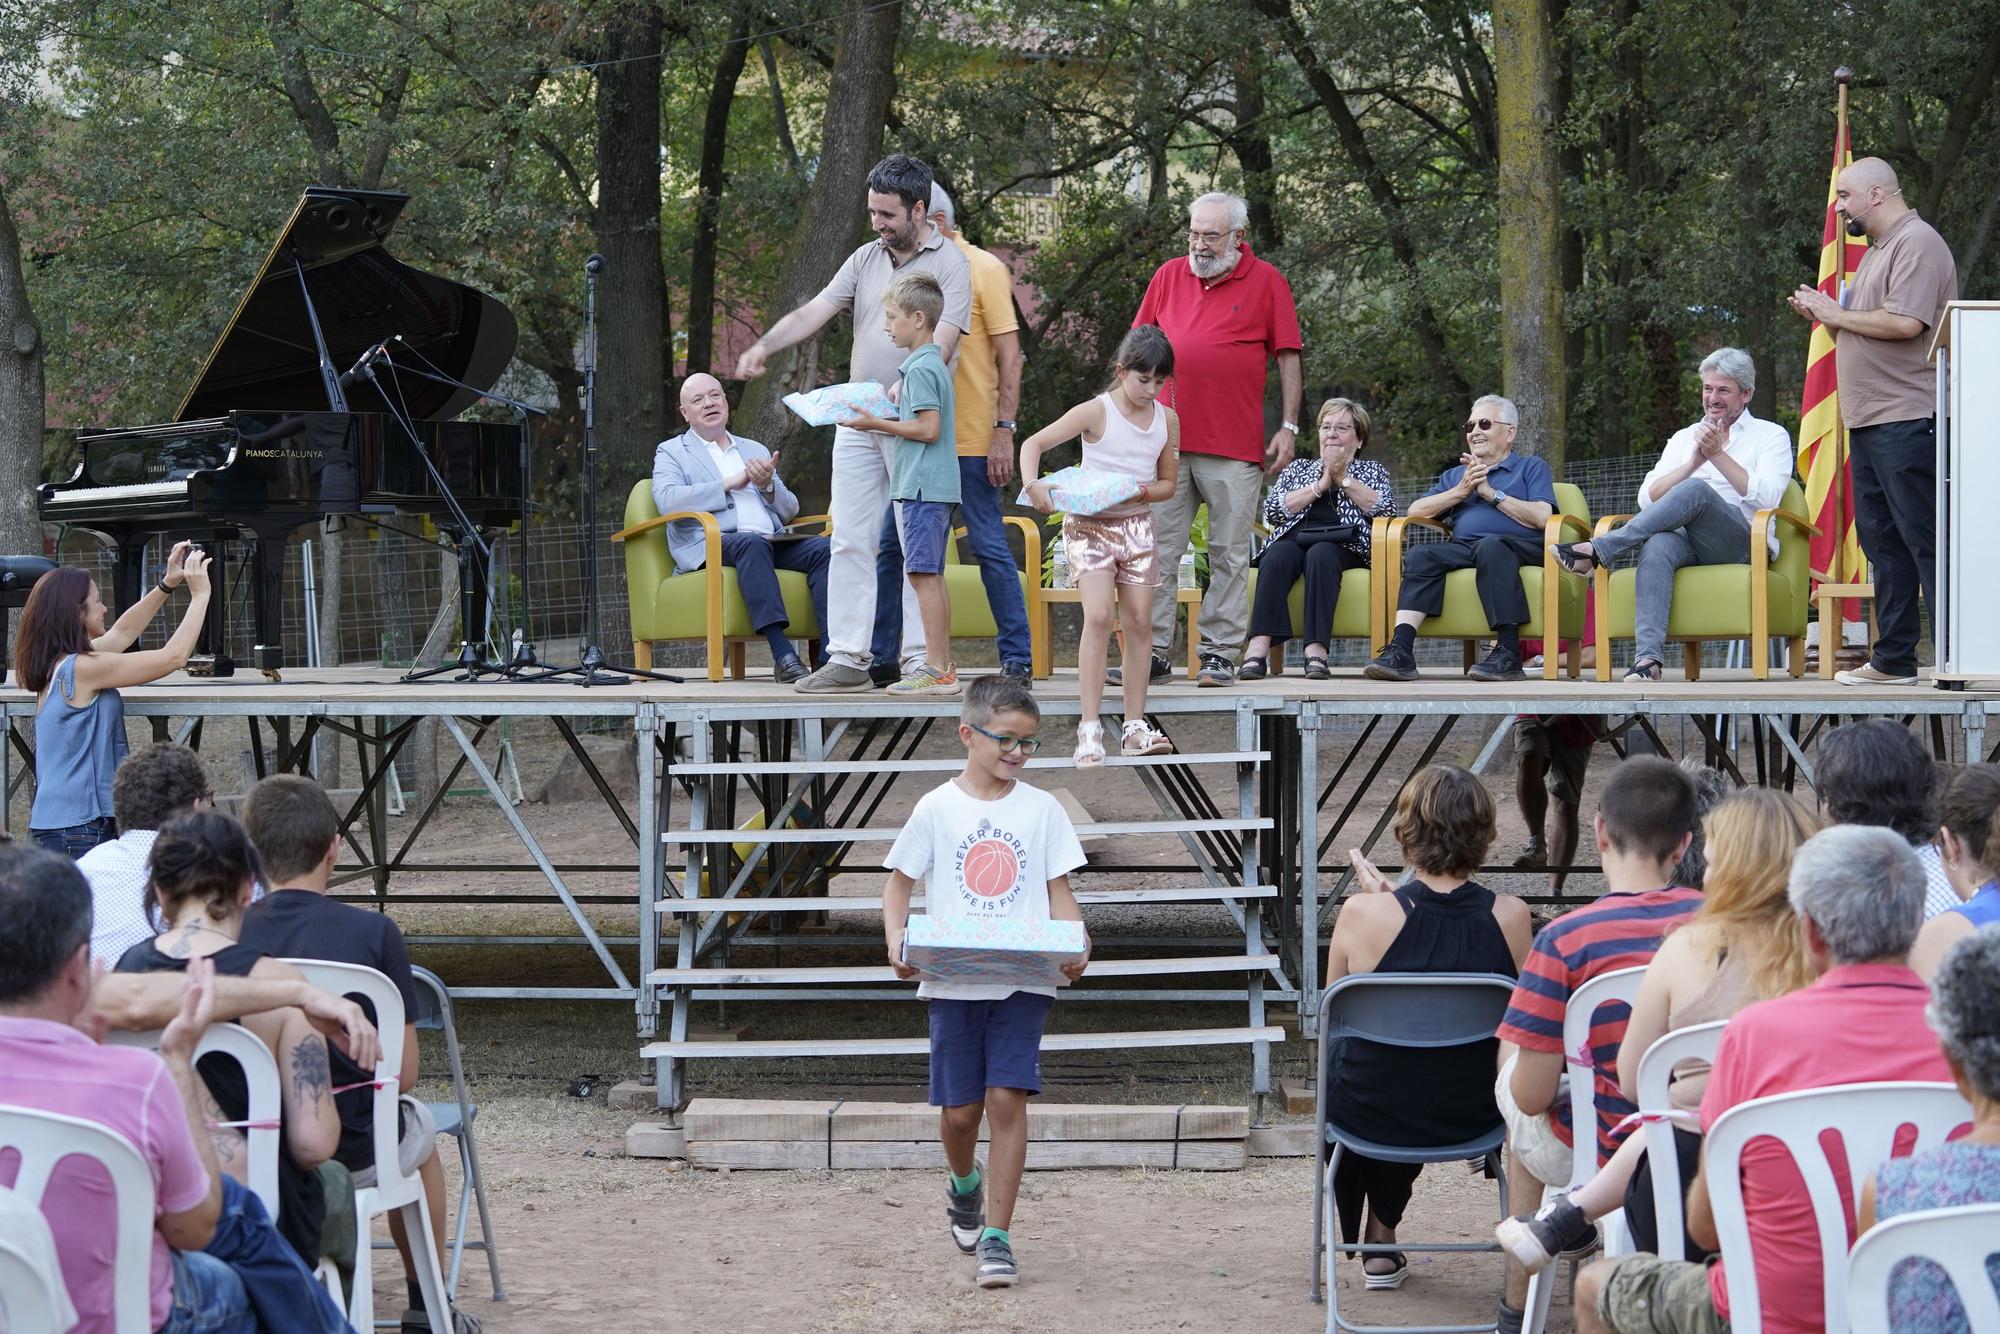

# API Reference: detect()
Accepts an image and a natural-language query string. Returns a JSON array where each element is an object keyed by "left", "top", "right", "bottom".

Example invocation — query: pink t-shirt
[
  {"left": 1698, "top": 964, "right": 1953, "bottom": 1334},
  {"left": 0, "top": 1016, "right": 212, "bottom": 1334}
]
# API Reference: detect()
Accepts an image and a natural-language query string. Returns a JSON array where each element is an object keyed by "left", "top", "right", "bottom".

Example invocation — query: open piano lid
[{"left": 174, "top": 187, "right": 518, "bottom": 423}]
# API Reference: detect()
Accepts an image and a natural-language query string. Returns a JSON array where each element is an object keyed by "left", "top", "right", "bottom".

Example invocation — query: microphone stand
[
  {"left": 515, "top": 253, "right": 682, "bottom": 686},
  {"left": 348, "top": 347, "right": 514, "bottom": 683},
  {"left": 375, "top": 344, "right": 548, "bottom": 676}
]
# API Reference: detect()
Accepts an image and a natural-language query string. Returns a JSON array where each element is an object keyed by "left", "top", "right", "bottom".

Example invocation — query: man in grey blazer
[{"left": 651, "top": 373, "right": 830, "bottom": 681}]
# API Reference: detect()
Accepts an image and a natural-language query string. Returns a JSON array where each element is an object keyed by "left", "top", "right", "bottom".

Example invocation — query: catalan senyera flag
[{"left": 1797, "top": 119, "right": 1869, "bottom": 611}]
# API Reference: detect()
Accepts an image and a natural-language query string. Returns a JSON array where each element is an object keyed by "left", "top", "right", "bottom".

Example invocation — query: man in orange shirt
[{"left": 869, "top": 185, "right": 1033, "bottom": 684}]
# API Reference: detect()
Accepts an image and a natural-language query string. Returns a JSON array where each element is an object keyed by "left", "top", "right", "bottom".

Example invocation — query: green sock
[
  {"left": 981, "top": 1226, "right": 1010, "bottom": 1246},
  {"left": 950, "top": 1166, "right": 981, "bottom": 1195}
]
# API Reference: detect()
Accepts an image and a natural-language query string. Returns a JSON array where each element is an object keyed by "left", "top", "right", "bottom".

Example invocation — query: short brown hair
[
  {"left": 1598, "top": 756, "right": 1700, "bottom": 863},
  {"left": 113, "top": 743, "right": 210, "bottom": 833},
  {"left": 884, "top": 270, "right": 944, "bottom": 329},
  {"left": 1315, "top": 397, "right": 1373, "bottom": 450},
  {"left": 241, "top": 774, "right": 340, "bottom": 884},
  {"left": 1393, "top": 765, "right": 1496, "bottom": 878},
  {"left": 147, "top": 811, "right": 261, "bottom": 931}
]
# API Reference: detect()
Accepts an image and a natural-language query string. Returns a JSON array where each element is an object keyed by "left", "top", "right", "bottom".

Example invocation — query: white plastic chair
[
  {"left": 285, "top": 959, "right": 452, "bottom": 1334},
  {"left": 1630, "top": 1020, "right": 1728, "bottom": 1262},
  {"left": 107, "top": 1021, "right": 282, "bottom": 1220},
  {"left": 0, "top": 1105, "right": 155, "bottom": 1334},
  {"left": 1706, "top": 1081, "right": 1971, "bottom": 1334},
  {"left": 1524, "top": 965, "right": 1647, "bottom": 1334},
  {"left": 0, "top": 1234, "right": 68, "bottom": 1334},
  {"left": 1847, "top": 1202, "right": 2000, "bottom": 1333}
]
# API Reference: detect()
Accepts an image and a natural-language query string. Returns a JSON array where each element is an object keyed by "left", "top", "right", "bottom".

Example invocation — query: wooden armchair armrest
[
  {"left": 1544, "top": 512, "right": 1591, "bottom": 546},
  {"left": 1751, "top": 508, "right": 1818, "bottom": 580},
  {"left": 1382, "top": 516, "right": 1450, "bottom": 619},
  {"left": 1594, "top": 513, "right": 1634, "bottom": 539},
  {"left": 611, "top": 515, "right": 671, "bottom": 542},
  {"left": 789, "top": 513, "right": 832, "bottom": 534}
]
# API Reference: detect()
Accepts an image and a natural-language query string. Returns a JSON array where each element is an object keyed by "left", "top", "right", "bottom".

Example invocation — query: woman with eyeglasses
[
  {"left": 14, "top": 541, "right": 212, "bottom": 856},
  {"left": 1240, "top": 397, "right": 1396, "bottom": 680}
]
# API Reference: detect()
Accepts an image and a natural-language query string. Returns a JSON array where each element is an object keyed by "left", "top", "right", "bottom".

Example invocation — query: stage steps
[{"left": 647, "top": 701, "right": 1283, "bottom": 1113}]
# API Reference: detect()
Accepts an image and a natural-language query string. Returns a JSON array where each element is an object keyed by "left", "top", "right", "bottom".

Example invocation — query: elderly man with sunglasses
[{"left": 1365, "top": 396, "right": 1557, "bottom": 683}]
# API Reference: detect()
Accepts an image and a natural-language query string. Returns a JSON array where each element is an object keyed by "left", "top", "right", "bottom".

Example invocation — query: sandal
[
  {"left": 1304, "top": 655, "right": 1331, "bottom": 680},
  {"left": 1550, "top": 541, "right": 1600, "bottom": 576},
  {"left": 1362, "top": 1251, "right": 1409, "bottom": 1290},
  {"left": 1237, "top": 656, "right": 1269, "bottom": 681},
  {"left": 1073, "top": 720, "right": 1105, "bottom": 767},
  {"left": 1623, "top": 659, "right": 1663, "bottom": 683}
]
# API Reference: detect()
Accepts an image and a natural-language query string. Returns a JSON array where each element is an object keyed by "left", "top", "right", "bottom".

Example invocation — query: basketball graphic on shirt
[{"left": 961, "top": 837, "right": 1021, "bottom": 898}]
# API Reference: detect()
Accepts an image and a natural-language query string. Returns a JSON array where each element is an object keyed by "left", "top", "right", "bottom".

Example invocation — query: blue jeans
[
  {"left": 30, "top": 817, "right": 115, "bottom": 857},
  {"left": 202, "top": 1175, "right": 352, "bottom": 1333},
  {"left": 871, "top": 455, "right": 1032, "bottom": 669},
  {"left": 161, "top": 1250, "right": 254, "bottom": 1334}
]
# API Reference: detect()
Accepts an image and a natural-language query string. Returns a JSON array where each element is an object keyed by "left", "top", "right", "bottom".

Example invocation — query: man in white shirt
[
  {"left": 79, "top": 741, "right": 211, "bottom": 964},
  {"left": 650, "top": 372, "right": 830, "bottom": 681},
  {"left": 1552, "top": 348, "right": 1794, "bottom": 681}
]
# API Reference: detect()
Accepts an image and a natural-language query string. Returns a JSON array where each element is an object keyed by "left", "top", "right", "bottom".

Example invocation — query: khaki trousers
[{"left": 1148, "top": 451, "right": 1263, "bottom": 660}]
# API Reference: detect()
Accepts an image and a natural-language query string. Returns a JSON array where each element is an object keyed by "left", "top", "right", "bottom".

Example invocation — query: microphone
[
  {"left": 585, "top": 254, "right": 605, "bottom": 275},
  {"left": 338, "top": 341, "right": 387, "bottom": 388}
]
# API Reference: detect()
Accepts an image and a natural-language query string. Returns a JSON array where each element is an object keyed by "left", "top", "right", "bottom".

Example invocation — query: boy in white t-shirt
[{"left": 883, "top": 675, "right": 1090, "bottom": 1289}]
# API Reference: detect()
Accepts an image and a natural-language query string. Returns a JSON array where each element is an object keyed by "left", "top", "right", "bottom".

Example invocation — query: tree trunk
[
  {"left": 687, "top": 12, "right": 751, "bottom": 376},
  {"left": 737, "top": 0, "right": 904, "bottom": 474},
  {"left": 593, "top": 1, "right": 672, "bottom": 482},
  {"left": 1494, "top": 0, "right": 1567, "bottom": 472},
  {"left": 1229, "top": 54, "right": 1284, "bottom": 253},
  {"left": 0, "top": 182, "right": 46, "bottom": 653}
]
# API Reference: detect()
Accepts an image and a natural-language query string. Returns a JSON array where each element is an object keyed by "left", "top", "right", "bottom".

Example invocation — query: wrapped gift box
[
  {"left": 1018, "top": 465, "right": 1143, "bottom": 516},
  {"left": 902, "top": 915, "right": 1087, "bottom": 989},
  {"left": 783, "top": 381, "right": 899, "bottom": 426}
]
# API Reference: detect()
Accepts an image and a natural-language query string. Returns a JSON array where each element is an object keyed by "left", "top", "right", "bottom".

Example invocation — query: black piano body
[{"left": 38, "top": 186, "right": 527, "bottom": 675}]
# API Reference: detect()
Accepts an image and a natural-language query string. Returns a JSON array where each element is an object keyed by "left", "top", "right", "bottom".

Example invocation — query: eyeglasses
[
  {"left": 1186, "top": 229, "right": 1233, "bottom": 246},
  {"left": 968, "top": 722, "right": 1041, "bottom": 755},
  {"left": 1462, "top": 418, "right": 1511, "bottom": 434}
]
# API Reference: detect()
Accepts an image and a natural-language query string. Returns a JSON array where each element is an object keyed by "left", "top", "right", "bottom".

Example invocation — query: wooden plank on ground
[
  {"left": 684, "top": 1098, "right": 839, "bottom": 1141},
  {"left": 826, "top": 1102, "right": 1247, "bottom": 1143},
  {"left": 641, "top": 1024, "right": 1285, "bottom": 1061},
  {"left": 687, "top": 1139, "right": 1247, "bottom": 1171}
]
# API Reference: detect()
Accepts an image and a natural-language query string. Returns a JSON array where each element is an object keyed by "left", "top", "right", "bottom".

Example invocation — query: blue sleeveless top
[
  {"left": 1950, "top": 881, "right": 2000, "bottom": 928},
  {"left": 30, "top": 655, "right": 129, "bottom": 829}
]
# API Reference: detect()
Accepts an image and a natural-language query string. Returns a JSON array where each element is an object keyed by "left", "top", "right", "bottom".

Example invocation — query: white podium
[{"left": 1930, "top": 300, "right": 2000, "bottom": 689}]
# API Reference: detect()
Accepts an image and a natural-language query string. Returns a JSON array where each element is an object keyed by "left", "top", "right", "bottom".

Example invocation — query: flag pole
[{"left": 1830, "top": 65, "right": 1852, "bottom": 589}]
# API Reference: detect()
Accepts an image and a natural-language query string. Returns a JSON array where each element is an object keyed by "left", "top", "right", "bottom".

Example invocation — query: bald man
[
  {"left": 1789, "top": 156, "right": 1958, "bottom": 687},
  {"left": 650, "top": 374, "right": 831, "bottom": 680}
]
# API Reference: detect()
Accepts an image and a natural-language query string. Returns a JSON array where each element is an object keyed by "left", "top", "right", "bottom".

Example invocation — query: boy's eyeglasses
[{"left": 968, "top": 722, "right": 1041, "bottom": 755}]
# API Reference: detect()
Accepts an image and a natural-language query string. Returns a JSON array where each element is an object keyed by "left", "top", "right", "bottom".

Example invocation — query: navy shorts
[
  {"left": 926, "top": 992, "right": 1055, "bottom": 1107},
  {"left": 898, "top": 499, "right": 955, "bottom": 575}
]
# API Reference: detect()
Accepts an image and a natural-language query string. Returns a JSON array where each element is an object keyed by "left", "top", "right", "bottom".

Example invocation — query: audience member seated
[
  {"left": 0, "top": 844, "right": 348, "bottom": 1334},
  {"left": 113, "top": 810, "right": 344, "bottom": 1271},
  {"left": 1911, "top": 764, "right": 2000, "bottom": 981},
  {"left": 650, "top": 371, "right": 830, "bottom": 682},
  {"left": 1858, "top": 924, "right": 2000, "bottom": 1333},
  {"left": 1550, "top": 348, "right": 1793, "bottom": 683},
  {"left": 1364, "top": 393, "right": 1558, "bottom": 685},
  {"left": 1574, "top": 824, "right": 1952, "bottom": 1334},
  {"left": 1323, "top": 765, "right": 1533, "bottom": 1292},
  {"left": 1497, "top": 790, "right": 1819, "bottom": 1269},
  {"left": 1490, "top": 756, "right": 1704, "bottom": 1331},
  {"left": 1238, "top": 397, "right": 1397, "bottom": 681},
  {"left": 79, "top": 742, "right": 213, "bottom": 966},
  {"left": 1816, "top": 718, "right": 1956, "bottom": 918},
  {"left": 238, "top": 774, "right": 477, "bottom": 1334}
]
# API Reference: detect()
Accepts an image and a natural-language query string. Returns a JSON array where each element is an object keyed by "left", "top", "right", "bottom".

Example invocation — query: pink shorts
[{"left": 1063, "top": 511, "right": 1157, "bottom": 586}]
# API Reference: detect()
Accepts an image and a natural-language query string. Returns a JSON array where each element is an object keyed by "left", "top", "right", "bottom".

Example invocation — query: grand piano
[{"left": 40, "top": 187, "right": 527, "bottom": 676}]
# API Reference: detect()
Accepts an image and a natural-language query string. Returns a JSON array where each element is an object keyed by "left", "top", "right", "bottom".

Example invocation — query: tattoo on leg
[{"left": 291, "top": 1036, "right": 332, "bottom": 1103}]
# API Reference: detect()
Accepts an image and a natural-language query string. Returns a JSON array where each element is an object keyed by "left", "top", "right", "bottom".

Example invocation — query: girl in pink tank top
[{"left": 1019, "top": 326, "right": 1182, "bottom": 765}]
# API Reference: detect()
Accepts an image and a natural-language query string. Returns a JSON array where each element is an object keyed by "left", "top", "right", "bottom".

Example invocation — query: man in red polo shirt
[
  {"left": 1573, "top": 824, "right": 1951, "bottom": 1334},
  {"left": 1116, "top": 191, "right": 1302, "bottom": 688}
]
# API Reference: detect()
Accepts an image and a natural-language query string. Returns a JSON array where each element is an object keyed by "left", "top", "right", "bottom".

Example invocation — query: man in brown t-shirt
[{"left": 1789, "top": 156, "right": 1958, "bottom": 686}]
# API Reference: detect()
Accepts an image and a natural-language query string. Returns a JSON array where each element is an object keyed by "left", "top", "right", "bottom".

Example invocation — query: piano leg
[
  {"left": 113, "top": 539, "right": 146, "bottom": 626},
  {"left": 188, "top": 534, "right": 234, "bottom": 678},
  {"left": 250, "top": 530, "right": 287, "bottom": 677}
]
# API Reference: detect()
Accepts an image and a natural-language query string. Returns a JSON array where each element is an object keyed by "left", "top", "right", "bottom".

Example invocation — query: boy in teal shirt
[{"left": 847, "top": 269, "right": 960, "bottom": 695}]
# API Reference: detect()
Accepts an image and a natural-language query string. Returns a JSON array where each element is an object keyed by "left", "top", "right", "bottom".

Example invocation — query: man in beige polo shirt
[{"left": 1789, "top": 156, "right": 1958, "bottom": 686}]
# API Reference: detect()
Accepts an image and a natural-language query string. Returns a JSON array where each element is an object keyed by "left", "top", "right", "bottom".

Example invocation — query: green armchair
[
  {"left": 1591, "top": 479, "right": 1817, "bottom": 681},
  {"left": 1382, "top": 481, "right": 1594, "bottom": 680}
]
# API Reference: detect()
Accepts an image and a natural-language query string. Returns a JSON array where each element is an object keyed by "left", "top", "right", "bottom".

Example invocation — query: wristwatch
[
  {"left": 1281, "top": 420, "right": 1299, "bottom": 435},
  {"left": 1490, "top": 489, "right": 1510, "bottom": 504},
  {"left": 994, "top": 419, "right": 1017, "bottom": 431}
]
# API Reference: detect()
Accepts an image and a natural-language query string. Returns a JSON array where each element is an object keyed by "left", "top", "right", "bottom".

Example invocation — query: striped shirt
[{"left": 1495, "top": 885, "right": 1705, "bottom": 1162}]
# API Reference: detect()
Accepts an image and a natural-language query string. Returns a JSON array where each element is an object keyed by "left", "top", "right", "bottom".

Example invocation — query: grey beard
[{"left": 1189, "top": 246, "right": 1242, "bottom": 279}]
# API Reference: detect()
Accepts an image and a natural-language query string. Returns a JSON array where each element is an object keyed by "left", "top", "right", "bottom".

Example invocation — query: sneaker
[
  {"left": 1074, "top": 720, "right": 1106, "bottom": 767},
  {"left": 1196, "top": 653, "right": 1234, "bottom": 687},
  {"left": 946, "top": 1173, "right": 985, "bottom": 1254},
  {"left": 1107, "top": 652, "right": 1173, "bottom": 686},
  {"left": 887, "top": 663, "right": 961, "bottom": 696},
  {"left": 1467, "top": 645, "right": 1526, "bottom": 682},
  {"left": 1120, "top": 719, "right": 1173, "bottom": 757},
  {"left": 976, "top": 1232, "right": 1019, "bottom": 1288},
  {"left": 1494, "top": 1194, "right": 1599, "bottom": 1275},
  {"left": 1835, "top": 661, "right": 1920, "bottom": 687},
  {"left": 1511, "top": 835, "right": 1547, "bottom": 868},
  {"left": 867, "top": 660, "right": 901, "bottom": 689},
  {"left": 1001, "top": 662, "right": 1035, "bottom": 685},
  {"left": 796, "top": 661, "right": 876, "bottom": 693},
  {"left": 773, "top": 654, "right": 810, "bottom": 685},
  {"left": 1363, "top": 641, "right": 1419, "bottom": 682}
]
